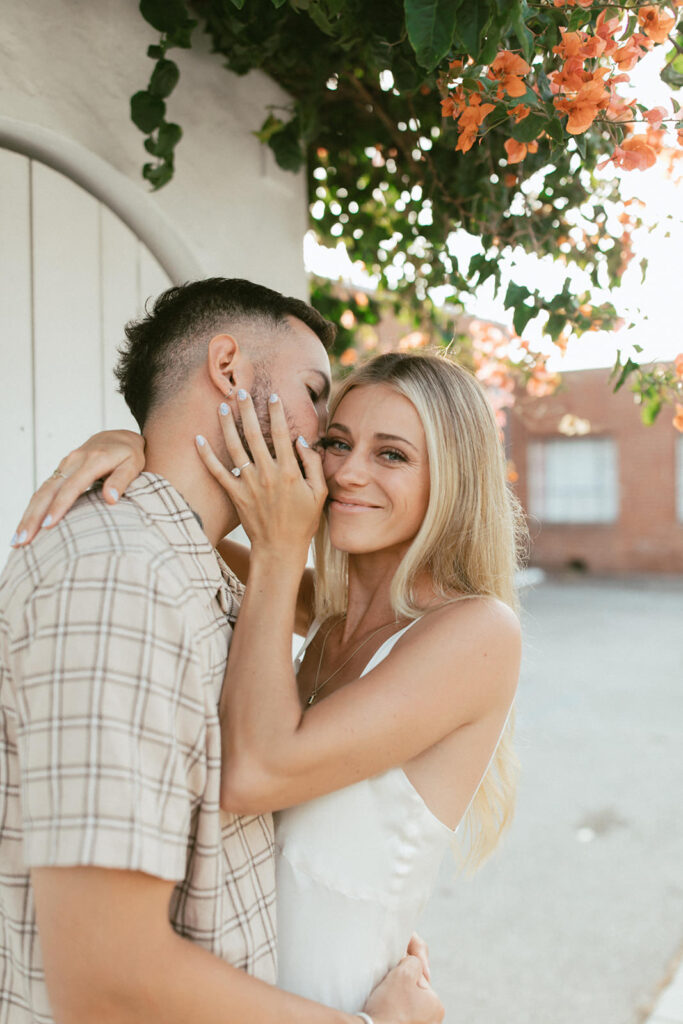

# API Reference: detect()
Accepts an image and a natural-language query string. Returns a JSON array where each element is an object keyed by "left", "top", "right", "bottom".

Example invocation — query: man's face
[{"left": 244, "top": 315, "right": 331, "bottom": 455}]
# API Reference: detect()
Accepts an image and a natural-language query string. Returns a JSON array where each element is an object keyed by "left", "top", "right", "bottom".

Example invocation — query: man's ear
[{"left": 206, "top": 333, "right": 252, "bottom": 397}]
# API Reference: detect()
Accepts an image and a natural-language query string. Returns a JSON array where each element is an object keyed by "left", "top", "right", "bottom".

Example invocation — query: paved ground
[{"left": 418, "top": 574, "right": 683, "bottom": 1024}]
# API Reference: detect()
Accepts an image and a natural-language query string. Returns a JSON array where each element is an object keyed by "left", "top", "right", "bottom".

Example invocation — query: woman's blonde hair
[{"left": 313, "top": 351, "right": 528, "bottom": 869}]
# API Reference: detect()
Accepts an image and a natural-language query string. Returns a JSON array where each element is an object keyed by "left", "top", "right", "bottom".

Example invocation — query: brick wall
[{"left": 508, "top": 366, "right": 683, "bottom": 573}]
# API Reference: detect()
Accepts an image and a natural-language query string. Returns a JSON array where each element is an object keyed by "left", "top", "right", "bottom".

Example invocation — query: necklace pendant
[{"left": 307, "top": 693, "right": 316, "bottom": 706}]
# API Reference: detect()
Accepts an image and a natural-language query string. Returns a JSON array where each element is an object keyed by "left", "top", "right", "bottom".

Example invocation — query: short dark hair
[{"left": 115, "top": 277, "right": 336, "bottom": 428}]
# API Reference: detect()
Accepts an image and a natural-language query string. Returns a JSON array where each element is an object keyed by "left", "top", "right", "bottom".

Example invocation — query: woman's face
[{"left": 321, "top": 384, "right": 431, "bottom": 558}]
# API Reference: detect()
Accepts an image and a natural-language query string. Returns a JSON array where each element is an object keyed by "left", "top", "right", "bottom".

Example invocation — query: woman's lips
[{"left": 329, "top": 498, "right": 379, "bottom": 512}]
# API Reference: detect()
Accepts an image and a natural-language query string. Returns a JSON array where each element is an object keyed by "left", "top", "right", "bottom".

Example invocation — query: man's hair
[{"left": 115, "top": 277, "right": 336, "bottom": 428}]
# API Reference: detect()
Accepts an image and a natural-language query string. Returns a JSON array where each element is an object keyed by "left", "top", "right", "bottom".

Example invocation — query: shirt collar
[{"left": 122, "top": 472, "right": 243, "bottom": 621}]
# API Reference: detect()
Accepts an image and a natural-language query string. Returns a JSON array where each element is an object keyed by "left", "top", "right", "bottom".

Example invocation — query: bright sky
[{"left": 304, "top": 50, "right": 682, "bottom": 372}]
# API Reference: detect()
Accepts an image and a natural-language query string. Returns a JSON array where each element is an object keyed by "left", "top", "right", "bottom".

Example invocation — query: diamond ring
[{"left": 231, "top": 462, "right": 252, "bottom": 478}]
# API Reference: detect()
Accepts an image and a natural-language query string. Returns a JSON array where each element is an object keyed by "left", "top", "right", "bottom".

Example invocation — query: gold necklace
[{"left": 306, "top": 616, "right": 404, "bottom": 707}]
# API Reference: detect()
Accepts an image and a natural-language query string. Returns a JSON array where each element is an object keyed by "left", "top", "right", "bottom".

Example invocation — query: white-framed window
[
  {"left": 527, "top": 437, "right": 619, "bottom": 524},
  {"left": 677, "top": 436, "right": 683, "bottom": 524}
]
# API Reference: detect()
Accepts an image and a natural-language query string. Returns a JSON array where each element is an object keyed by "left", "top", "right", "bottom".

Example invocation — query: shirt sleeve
[{"left": 11, "top": 551, "right": 206, "bottom": 880}]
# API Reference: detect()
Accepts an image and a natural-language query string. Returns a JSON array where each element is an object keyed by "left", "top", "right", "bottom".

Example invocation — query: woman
[{"left": 14, "top": 352, "right": 525, "bottom": 1013}]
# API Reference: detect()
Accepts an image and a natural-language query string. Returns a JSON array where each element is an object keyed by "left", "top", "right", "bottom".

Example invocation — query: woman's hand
[
  {"left": 406, "top": 933, "right": 432, "bottom": 985},
  {"left": 12, "top": 430, "right": 145, "bottom": 545},
  {"left": 194, "top": 390, "right": 327, "bottom": 568}
]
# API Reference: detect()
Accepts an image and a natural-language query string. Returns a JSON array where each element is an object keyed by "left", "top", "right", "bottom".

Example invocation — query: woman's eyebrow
[
  {"left": 376, "top": 432, "right": 418, "bottom": 451},
  {"left": 327, "top": 423, "right": 417, "bottom": 452}
]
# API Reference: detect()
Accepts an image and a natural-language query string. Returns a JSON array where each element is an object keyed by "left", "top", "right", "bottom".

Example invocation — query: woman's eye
[
  {"left": 380, "top": 448, "right": 407, "bottom": 462},
  {"left": 319, "top": 437, "right": 349, "bottom": 452},
  {"left": 307, "top": 386, "right": 320, "bottom": 402}
]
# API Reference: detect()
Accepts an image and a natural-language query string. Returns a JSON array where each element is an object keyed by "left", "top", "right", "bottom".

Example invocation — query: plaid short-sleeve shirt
[{"left": 0, "top": 474, "right": 277, "bottom": 1023}]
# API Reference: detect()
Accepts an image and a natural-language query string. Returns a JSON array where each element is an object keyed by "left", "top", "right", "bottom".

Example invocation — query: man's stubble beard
[{"left": 234, "top": 373, "right": 303, "bottom": 472}]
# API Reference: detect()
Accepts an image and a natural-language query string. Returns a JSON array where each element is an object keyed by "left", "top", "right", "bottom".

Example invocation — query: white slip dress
[{"left": 274, "top": 619, "right": 458, "bottom": 1012}]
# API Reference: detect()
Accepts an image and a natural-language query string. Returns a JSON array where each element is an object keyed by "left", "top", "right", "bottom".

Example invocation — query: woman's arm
[
  {"left": 195, "top": 391, "right": 520, "bottom": 817},
  {"left": 216, "top": 538, "right": 315, "bottom": 637},
  {"left": 223, "top": 555, "right": 520, "bottom": 815},
  {"left": 12, "top": 430, "right": 145, "bottom": 544}
]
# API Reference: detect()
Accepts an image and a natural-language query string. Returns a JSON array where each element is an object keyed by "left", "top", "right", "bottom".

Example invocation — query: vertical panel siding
[
  {"left": 0, "top": 151, "right": 33, "bottom": 542},
  {"left": 31, "top": 161, "right": 103, "bottom": 483},
  {"left": 0, "top": 155, "right": 171, "bottom": 553}
]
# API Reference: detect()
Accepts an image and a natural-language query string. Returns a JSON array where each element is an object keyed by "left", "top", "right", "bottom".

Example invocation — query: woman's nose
[{"left": 330, "top": 449, "right": 369, "bottom": 486}]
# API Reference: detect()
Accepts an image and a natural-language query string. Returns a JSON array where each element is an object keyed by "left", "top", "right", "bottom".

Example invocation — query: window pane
[{"left": 527, "top": 438, "right": 619, "bottom": 524}]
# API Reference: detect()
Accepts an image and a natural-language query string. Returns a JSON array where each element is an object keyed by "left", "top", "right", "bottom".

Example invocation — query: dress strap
[
  {"left": 293, "top": 617, "right": 322, "bottom": 668},
  {"left": 358, "top": 616, "right": 422, "bottom": 678}
]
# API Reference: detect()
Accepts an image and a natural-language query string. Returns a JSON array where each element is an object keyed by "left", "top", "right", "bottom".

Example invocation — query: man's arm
[{"left": 33, "top": 866, "right": 443, "bottom": 1024}]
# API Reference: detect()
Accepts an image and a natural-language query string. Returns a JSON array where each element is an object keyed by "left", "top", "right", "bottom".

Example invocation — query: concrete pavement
[{"left": 417, "top": 574, "right": 683, "bottom": 1024}]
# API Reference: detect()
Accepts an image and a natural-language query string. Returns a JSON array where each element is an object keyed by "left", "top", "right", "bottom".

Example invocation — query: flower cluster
[{"left": 439, "top": 4, "right": 683, "bottom": 171}]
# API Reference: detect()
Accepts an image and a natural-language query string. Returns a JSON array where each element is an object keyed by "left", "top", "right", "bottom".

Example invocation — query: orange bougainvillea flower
[
  {"left": 489, "top": 51, "right": 530, "bottom": 98},
  {"left": 613, "top": 31, "right": 653, "bottom": 71},
  {"left": 644, "top": 106, "right": 668, "bottom": 129},
  {"left": 554, "top": 27, "right": 606, "bottom": 61},
  {"left": 339, "top": 347, "right": 359, "bottom": 367},
  {"left": 611, "top": 136, "right": 657, "bottom": 171},
  {"left": 510, "top": 103, "right": 531, "bottom": 123},
  {"left": 638, "top": 5, "right": 676, "bottom": 43},
  {"left": 455, "top": 93, "right": 496, "bottom": 153},
  {"left": 675, "top": 353, "right": 683, "bottom": 379},
  {"left": 504, "top": 138, "right": 538, "bottom": 163},
  {"left": 554, "top": 72, "right": 610, "bottom": 134},
  {"left": 595, "top": 10, "right": 621, "bottom": 56},
  {"left": 673, "top": 404, "right": 683, "bottom": 432}
]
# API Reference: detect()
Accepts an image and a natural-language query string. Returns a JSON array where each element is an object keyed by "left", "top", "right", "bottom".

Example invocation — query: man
[{"left": 0, "top": 279, "right": 442, "bottom": 1024}]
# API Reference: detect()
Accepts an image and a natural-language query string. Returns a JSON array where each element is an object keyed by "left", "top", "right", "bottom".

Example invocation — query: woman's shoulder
[
  {"left": 418, "top": 592, "right": 520, "bottom": 643},
  {"left": 400, "top": 595, "right": 521, "bottom": 701}
]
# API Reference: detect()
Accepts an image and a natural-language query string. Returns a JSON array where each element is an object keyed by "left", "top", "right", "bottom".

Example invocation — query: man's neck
[{"left": 144, "top": 439, "right": 239, "bottom": 547}]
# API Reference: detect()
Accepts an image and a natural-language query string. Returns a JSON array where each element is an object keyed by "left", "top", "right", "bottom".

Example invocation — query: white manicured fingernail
[
  {"left": 220, "top": 402, "right": 230, "bottom": 416},
  {"left": 17, "top": 530, "right": 27, "bottom": 544},
  {"left": 297, "top": 435, "right": 309, "bottom": 448},
  {"left": 237, "top": 389, "right": 248, "bottom": 401},
  {"left": 196, "top": 435, "right": 206, "bottom": 446},
  {"left": 42, "top": 515, "right": 53, "bottom": 527},
  {"left": 10, "top": 532, "right": 17, "bottom": 546},
  {"left": 269, "top": 393, "right": 279, "bottom": 404},
  {"left": 109, "top": 489, "right": 119, "bottom": 502}
]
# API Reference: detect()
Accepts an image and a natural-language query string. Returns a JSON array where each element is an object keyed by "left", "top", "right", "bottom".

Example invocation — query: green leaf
[
  {"left": 147, "top": 44, "right": 165, "bottom": 59},
  {"left": 156, "top": 121, "right": 182, "bottom": 158},
  {"left": 504, "top": 281, "right": 532, "bottom": 307},
  {"left": 510, "top": 2, "right": 534, "bottom": 63},
  {"left": 404, "top": 0, "right": 464, "bottom": 71},
  {"left": 268, "top": 117, "right": 305, "bottom": 171},
  {"left": 641, "top": 395, "right": 662, "bottom": 426},
  {"left": 229, "top": 0, "right": 247, "bottom": 8},
  {"left": 544, "top": 116, "right": 564, "bottom": 144},
  {"left": 131, "top": 90, "right": 166, "bottom": 133},
  {"left": 545, "top": 311, "right": 566, "bottom": 342},
  {"left": 452, "top": 0, "right": 493, "bottom": 57},
  {"left": 510, "top": 113, "right": 545, "bottom": 144},
  {"left": 662, "top": 55, "right": 683, "bottom": 89},
  {"left": 143, "top": 161, "right": 174, "bottom": 190},
  {"left": 255, "top": 113, "right": 285, "bottom": 143},
  {"left": 140, "top": 0, "right": 190, "bottom": 34},
  {"left": 468, "top": 253, "right": 500, "bottom": 287},
  {"left": 513, "top": 302, "right": 537, "bottom": 335},
  {"left": 271, "top": 0, "right": 290, "bottom": 7},
  {"left": 612, "top": 356, "right": 639, "bottom": 392},
  {"left": 149, "top": 59, "right": 180, "bottom": 98}
]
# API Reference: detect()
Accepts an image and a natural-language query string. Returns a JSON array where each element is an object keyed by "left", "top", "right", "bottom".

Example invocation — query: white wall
[
  {"left": 0, "top": 0, "right": 309, "bottom": 297},
  {"left": 0, "top": 152, "right": 170, "bottom": 544},
  {"left": 0, "top": 0, "right": 310, "bottom": 549}
]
